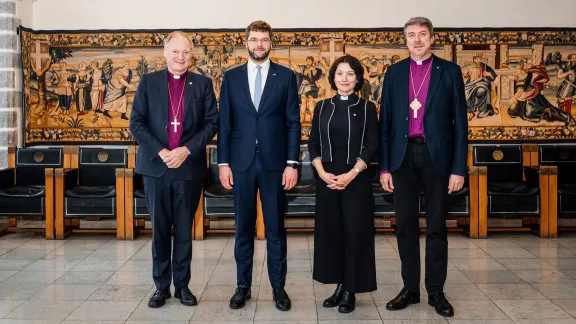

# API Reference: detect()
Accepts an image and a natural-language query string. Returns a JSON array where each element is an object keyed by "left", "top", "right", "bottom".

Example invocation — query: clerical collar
[
  {"left": 167, "top": 70, "right": 185, "bottom": 80},
  {"left": 335, "top": 93, "right": 358, "bottom": 102},
  {"left": 411, "top": 55, "right": 433, "bottom": 66}
]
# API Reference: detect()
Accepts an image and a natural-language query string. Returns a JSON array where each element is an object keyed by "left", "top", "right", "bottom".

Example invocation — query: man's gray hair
[
  {"left": 403, "top": 17, "right": 434, "bottom": 36},
  {"left": 163, "top": 31, "right": 193, "bottom": 51}
]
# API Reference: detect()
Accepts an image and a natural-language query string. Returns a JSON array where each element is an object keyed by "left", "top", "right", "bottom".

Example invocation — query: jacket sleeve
[
  {"left": 451, "top": 65, "right": 469, "bottom": 176},
  {"left": 308, "top": 100, "right": 324, "bottom": 162},
  {"left": 217, "top": 72, "right": 232, "bottom": 164},
  {"left": 129, "top": 74, "right": 165, "bottom": 161},
  {"left": 378, "top": 69, "right": 393, "bottom": 172},
  {"left": 358, "top": 100, "right": 379, "bottom": 165},
  {"left": 285, "top": 70, "right": 301, "bottom": 162}
]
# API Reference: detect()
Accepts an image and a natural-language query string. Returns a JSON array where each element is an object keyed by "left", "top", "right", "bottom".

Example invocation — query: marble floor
[{"left": 0, "top": 232, "right": 576, "bottom": 324}]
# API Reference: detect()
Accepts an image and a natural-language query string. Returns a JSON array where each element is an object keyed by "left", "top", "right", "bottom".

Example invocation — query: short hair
[
  {"left": 403, "top": 17, "right": 434, "bottom": 37},
  {"left": 245, "top": 20, "right": 273, "bottom": 41},
  {"left": 328, "top": 55, "right": 365, "bottom": 93},
  {"left": 164, "top": 31, "right": 193, "bottom": 51}
]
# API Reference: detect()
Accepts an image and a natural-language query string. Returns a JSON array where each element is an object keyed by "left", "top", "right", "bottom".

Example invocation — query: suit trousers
[
  {"left": 143, "top": 168, "right": 203, "bottom": 291},
  {"left": 391, "top": 140, "right": 449, "bottom": 294},
  {"left": 233, "top": 151, "right": 287, "bottom": 290}
]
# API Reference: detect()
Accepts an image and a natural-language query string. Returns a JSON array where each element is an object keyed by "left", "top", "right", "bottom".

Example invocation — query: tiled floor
[{"left": 0, "top": 232, "right": 575, "bottom": 324}]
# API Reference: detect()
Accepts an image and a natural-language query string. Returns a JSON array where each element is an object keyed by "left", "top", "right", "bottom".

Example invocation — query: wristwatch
[
  {"left": 353, "top": 167, "right": 361, "bottom": 174},
  {"left": 287, "top": 162, "right": 298, "bottom": 169}
]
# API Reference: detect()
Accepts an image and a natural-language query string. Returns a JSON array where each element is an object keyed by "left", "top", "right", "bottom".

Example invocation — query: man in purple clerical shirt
[
  {"left": 130, "top": 31, "right": 218, "bottom": 309},
  {"left": 378, "top": 17, "right": 468, "bottom": 317}
]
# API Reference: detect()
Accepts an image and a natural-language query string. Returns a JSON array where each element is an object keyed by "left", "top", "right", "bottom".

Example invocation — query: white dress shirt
[
  {"left": 219, "top": 58, "right": 297, "bottom": 166},
  {"left": 247, "top": 58, "right": 270, "bottom": 104}
]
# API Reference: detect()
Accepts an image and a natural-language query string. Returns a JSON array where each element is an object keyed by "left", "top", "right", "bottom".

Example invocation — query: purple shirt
[
  {"left": 408, "top": 56, "right": 432, "bottom": 137},
  {"left": 167, "top": 70, "right": 186, "bottom": 150}
]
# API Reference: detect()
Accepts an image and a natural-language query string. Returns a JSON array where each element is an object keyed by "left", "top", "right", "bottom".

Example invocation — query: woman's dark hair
[{"left": 328, "top": 54, "right": 365, "bottom": 93}]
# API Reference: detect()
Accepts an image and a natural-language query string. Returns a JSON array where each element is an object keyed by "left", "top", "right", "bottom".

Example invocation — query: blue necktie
[{"left": 254, "top": 66, "right": 262, "bottom": 110}]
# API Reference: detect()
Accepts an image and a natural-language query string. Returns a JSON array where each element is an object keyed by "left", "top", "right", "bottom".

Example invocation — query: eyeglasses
[{"left": 247, "top": 38, "right": 271, "bottom": 44}]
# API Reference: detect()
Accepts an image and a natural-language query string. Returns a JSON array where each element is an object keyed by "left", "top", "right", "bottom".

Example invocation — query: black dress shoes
[
  {"left": 338, "top": 291, "right": 356, "bottom": 313},
  {"left": 323, "top": 283, "right": 344, "bottom": 308},
  {"left": 148, "top": 289, "right": 170, "bottom": 308},
  {"left": 272, "top": 288, "right": 292, "bottom": 311},
  {"left": 428, "top": 292, "right": 454, "bottom": 317},
  {"left": 229, "top": 286, "right": 251, "bottom": 309},
  {"left": 386, "top": 288, "right": 420, "bottom": 311},
  {"left": 175, "top": 286, "right": 198, "bottom": 306}
]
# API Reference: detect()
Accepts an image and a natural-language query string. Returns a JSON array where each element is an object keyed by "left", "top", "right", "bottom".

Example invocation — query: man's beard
[{"left": 248, "top": 48, "right": 270, "bottom": 62}]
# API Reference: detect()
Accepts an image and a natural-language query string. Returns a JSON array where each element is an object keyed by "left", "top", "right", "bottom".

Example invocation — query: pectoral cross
[
  {"left": 410, "top": 98, "right": 422, "bottom": 118},
  {"left": 171, "top": 117, "right": 180, "bottom": 133}
]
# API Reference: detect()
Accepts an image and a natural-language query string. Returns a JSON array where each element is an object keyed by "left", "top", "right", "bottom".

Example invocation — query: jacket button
[
  {"left": 256, "top": 116, "right": 260, "bottom": 120},
  {"left": 253, "top": 132, "right": 257, "bottom": 136},
  {"left": 165, "top": 126, "right": 168, "bottom": 130},
  {"left": 405, "top": 117, "right": 408, "bottom": 121},
  {"left": 404, "top": 134, "right": 408, "bottom": 138}
]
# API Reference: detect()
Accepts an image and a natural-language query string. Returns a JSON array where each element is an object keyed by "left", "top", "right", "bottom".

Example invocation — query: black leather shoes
[
  {"left": 428, "top": 292, "right": 454, "bottom": 317},
  {"left": 148, "top": 289, "right": 170, "bottom": 308},
  {"left": 386, "top": 288, "right": 420, "bottom": 311},
  {"left": 338, "top": 291, "right": 356, "bottom": 313},
  {"left": 175, "top": 286, "right": 197, "bottom": 306},
  {"left": 229, "top": 286, "right": 251, "bottom": 309},
  {"left": 323, "top": 283, "right": 344, "bottom": 308},
  {"left": 272, "top": 288, "right": 291, "bottom": 311}
]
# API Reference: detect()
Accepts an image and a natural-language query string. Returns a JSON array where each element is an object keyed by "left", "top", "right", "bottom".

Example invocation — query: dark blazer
[
  {"left": 379, "top": 54, "right": 468, "bottom": 177},
  {"left": 308, "top": 95, "right": 379, "bottom": 166},
  {"left": 129, "top": 70, "right": 219, "bottom": 180},
  {"left": 217, "top": 61, "right": 301, "bottom": 172}
]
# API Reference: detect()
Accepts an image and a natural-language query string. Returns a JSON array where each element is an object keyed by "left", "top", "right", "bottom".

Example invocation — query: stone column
[{"left": 0, "top": 0, "right": 22, "bottom": 168}]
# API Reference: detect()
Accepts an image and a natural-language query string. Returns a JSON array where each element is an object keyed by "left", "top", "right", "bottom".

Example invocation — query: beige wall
[{"left": 29, "top": 0, "right": 576, "bottom": 30}]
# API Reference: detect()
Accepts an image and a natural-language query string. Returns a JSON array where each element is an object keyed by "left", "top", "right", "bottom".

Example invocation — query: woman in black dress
[{"left": 308, "top": 55, "right": 379, "bottom": 313}]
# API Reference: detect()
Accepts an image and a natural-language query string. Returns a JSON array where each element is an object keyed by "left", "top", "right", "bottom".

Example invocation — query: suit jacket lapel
[
  {"left": 258, "top": 62, "right": 277, "bottom": 112},
  {"left": 239, "top": 63, "right": 257, "bottom": 112},
  {"left": 158, "top": 70, "right": 169, "bottom": 143},
  {"left": 183, "top": 71, "right": 195, "bottom": 125},
  {"left": 398, "top": 59, "right": 410, "bottom": 119},
  {"left": 424, "top": 55, "right": 442, "bottom": 116}
]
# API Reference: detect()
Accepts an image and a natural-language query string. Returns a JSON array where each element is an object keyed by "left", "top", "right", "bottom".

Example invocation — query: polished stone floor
[{"left": 0, "top": 231, "right": 576, "bottom": 323}]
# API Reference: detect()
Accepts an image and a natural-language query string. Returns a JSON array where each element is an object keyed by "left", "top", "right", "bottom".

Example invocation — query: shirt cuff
[
  {"left": 287, "top": 160, "right": 299, "bottom": 164},
  {"left": 218, "top": 163, "right": 229, "bottom": 166},
  {"left": 380, "top": 170, "right": 389, "bottom": 174}
]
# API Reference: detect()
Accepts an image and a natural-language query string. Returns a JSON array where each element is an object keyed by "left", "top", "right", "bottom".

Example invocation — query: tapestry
[{"left": 19, "top": 27, "right": 576, "bottom": 145}]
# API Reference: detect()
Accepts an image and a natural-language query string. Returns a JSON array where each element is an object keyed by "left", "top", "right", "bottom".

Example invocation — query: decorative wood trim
[
  {"left": 44, "top": 168, "right": 55, "bottom": 240},
  {"left": 115, "top": 168, "right": 125, "bottom": 240}
]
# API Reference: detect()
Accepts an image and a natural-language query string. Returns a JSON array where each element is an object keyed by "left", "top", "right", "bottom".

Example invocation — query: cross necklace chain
[
  {"left": 168, "top": 77, "right": 186, "bottom": 133},
  {"left": 409, "top": 58, "right": 433, "bottom": 119}
]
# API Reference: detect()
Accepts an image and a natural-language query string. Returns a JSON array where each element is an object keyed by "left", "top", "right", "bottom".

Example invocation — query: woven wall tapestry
[{"left": 19, "top": 27, "right": 576, "bottom": 145}]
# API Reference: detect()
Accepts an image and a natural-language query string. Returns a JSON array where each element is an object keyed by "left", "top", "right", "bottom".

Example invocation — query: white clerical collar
[
  {"left": 168, "top": 70, "right": 185, "bottom": 79},
  {"left": 411, "top": 55, "right": 432, "bottom": 66},
  {"left": 248, "top": 58, "right": 270, "bottom": 72}
]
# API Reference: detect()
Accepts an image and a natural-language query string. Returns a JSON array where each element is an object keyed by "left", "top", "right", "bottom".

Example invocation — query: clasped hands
[
  {"left": 320, "top": 170, "right": 356, "bottom": 190},
  {"left": 158, "top": 147, "right": 189, "bottom": 169}
]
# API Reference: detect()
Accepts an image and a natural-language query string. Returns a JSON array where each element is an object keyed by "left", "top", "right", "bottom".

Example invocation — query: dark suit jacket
[
  {"left": 308, "top": 96, "right": 379, "bottom": 166},
  {"left": 217, "top": 61, "right": 301, "bottom": 172},
  {"left": 129, "top": 70, "right": 219, "bottom": 180},
  {"left": 379, "top": 54, "right": 468, "bottom": 177}
]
